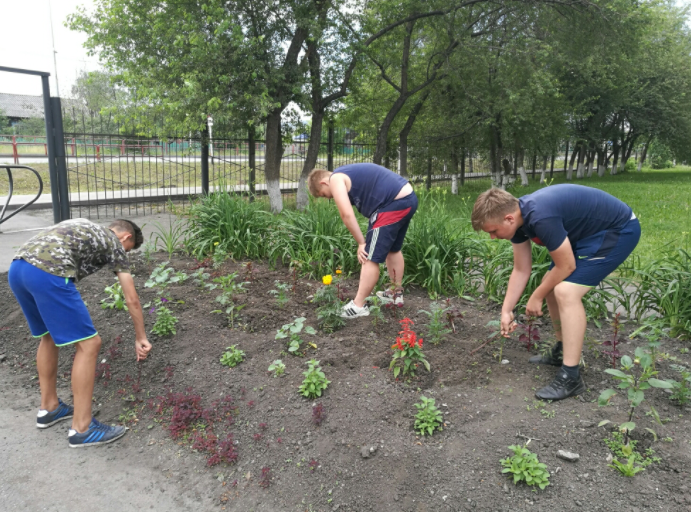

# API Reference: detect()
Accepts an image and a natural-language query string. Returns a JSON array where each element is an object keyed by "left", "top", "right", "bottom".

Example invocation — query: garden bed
[{"left": 1, "top": 253, "right": 690, "bottom": 512}]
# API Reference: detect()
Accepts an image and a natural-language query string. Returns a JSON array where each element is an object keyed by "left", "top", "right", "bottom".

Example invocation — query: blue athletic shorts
[
  {"left": 8, "top": 259, "right": 98, "bottom": 346},
  {"left": 365, "top": 192, "right": 418, "bottom": 263},
  {"left": 549, "top": 215, "right": 641, "bottom": 287}
]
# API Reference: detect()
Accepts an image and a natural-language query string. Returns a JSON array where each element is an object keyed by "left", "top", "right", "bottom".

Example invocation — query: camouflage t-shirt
[{"left": 14, "top": 218, "right": 130, "bottom": 281}]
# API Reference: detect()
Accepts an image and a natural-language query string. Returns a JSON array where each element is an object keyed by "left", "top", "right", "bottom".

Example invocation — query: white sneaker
[
  {"left": 341, "top": 300, "right": 370, "bottom": 318},
  {"left": 375, "top": 290, "right": 404, "bottom": 307}
]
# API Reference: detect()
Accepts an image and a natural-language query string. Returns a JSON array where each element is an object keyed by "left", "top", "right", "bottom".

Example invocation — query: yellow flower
[
  {"left": 214, "top": 242, "right": 219, "bottom": 246},
  {"left": 336, "top": 269, "right": 342, "bottom": 275},
  {"left": 322, "top": 274, "right": 333, "bottom": 285}
]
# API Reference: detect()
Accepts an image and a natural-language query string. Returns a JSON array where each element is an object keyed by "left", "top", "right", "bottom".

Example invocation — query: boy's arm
[
  {"left": 117, "top": 272, "right": 152, "bottom": 361},
  {"left": 525, "top": 238, "right": 576, "bottom": 316},
  {"left": 501, "top": 241, "right": 532, "bottom": 335},
  {"left": 330, "top": 174, "right": 368, "bottom": 263}
]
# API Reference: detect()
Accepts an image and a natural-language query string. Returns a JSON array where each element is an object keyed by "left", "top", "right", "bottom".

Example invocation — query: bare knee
[
  {"left": 75, "top": 335, "right": 102, "bottom": 357},
  {"left": 553, "top": 283, "right": 581, "bottom": 306}
]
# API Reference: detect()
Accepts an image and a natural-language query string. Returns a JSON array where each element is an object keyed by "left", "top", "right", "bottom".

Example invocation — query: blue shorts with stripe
[
  {"left": 550, "top": 215, "right": 641, "bottom": 287},
  {"left": 8, "top": 259, "right": 98, "bottom": 346},
  {"left": 365, "top": 192, "right": 418, "bottom": 263}
]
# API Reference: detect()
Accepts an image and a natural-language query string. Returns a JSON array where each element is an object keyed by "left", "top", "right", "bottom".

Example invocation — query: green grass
[{"left": 432, "top": 167, "right": 691, "bottom": 264}]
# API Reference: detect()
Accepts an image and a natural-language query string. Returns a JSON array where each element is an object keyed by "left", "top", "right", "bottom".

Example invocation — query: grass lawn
[{"left": 437, "top": 167, "right": 691, "bottom": 263}]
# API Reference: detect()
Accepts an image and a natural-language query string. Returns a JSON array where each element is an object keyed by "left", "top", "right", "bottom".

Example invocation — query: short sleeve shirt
[
  {"left": 14, "top": 218, "right": 131, "bottom": 281},
  {"left": 510, "top": 184, "right": 633, "bottom": 251},
  {"left": 333, "top": 163, "right": 409, "bottom": 218}
]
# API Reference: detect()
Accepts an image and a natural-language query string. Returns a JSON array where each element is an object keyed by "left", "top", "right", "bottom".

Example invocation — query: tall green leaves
[{"left": 185, "top": 189, "right": 272, "bottom": 260}]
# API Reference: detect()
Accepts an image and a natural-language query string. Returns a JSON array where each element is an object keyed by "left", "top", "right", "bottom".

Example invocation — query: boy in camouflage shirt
[{"left": 9, "top": 218, "right": 151, "bottom": 447}]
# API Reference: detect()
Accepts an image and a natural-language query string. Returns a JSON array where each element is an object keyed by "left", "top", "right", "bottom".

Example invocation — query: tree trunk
[
  {"left": 450, "top": 147, "right": 459, "bottom": 194},
  {"left": 264, "top": 109, "right": 284, "bottom": 212},
  {"left": 638, "top": 138, "right": 651, "bottom": 171},
  {"left": 611, "top": 143, "right": 620, "bottom": 175},
  {"left": 460, "top": 147, "right": 466, "bottom": 187},
  {"left": 398, "top": 92, "right": 429, "bottom": 178},
  {"left": 586, "top": 150, "right": 595, "bottom": 178},
  {"left": 296, "top": 110, "right": 324, "bottom": 209},
  {"left": 489, "top": 122, "right": 505, "bottom": 188},
  {"left": 540, "top": 154, "right": 547, "bottom": 183},
  {"left": 576, "top": 142, "right": 586, "bottom": 179},
  {"left": 516, "top": 148, "right": 529, "bottom": 186},
  {"left": 567, "top": 141, "right": 579, "bottom": 180},
  {"left": 549, "top": 153, "right": 555, "bottom": 180}
]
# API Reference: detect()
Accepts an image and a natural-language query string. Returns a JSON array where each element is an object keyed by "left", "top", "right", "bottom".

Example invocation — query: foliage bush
[
  {"left": 185, "top": 187, "right": 272, "bottom": 260},
  {"left": 500, "top": 444, "right": 550, "bottom": 489}
]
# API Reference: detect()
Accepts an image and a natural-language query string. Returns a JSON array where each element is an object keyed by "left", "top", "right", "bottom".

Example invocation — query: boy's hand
[
  {"left": 526, "top": 295, "right": 544, "bottom": 317},
  {"left": 357, "top": 243, "right": 368, "bottom": 264},
  {"left": 500, "top": 311, "right": 517, "bottom": 336},
  {"left": 135, "top": 338, "right": 152, "bottom": 361}
]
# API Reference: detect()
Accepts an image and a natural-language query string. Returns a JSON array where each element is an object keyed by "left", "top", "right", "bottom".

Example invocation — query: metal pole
[
  {"left": 248, "top": 125, "right": 256, "bottom": 200},
  {"left": 48, "top": 0, "right": 61, "bottom": 97},
  {"left": 201, "top": 124, "right": 209, "bottom": 195},
  {"left": 51, "top": 97, "right": 70, "bottom": 220},
  {"left": 41, "top": 75, "right": 61, "bottom": 223}
]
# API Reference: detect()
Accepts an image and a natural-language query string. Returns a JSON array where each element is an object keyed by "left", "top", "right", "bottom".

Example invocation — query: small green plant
[
  {"left": 190, "top": 268, "right": 211, "bottom": 287},
  {"left": 151, "top": 306, "right": 179, "bottom": 336},
  {"left": 609, "top": 455, "right": 645, "bottom": 477},
  {"left": 313, "top": 275, "right": 345, "bottom": 333},
  {"left": 151, "top": 218, "right": 188, "bottom": 259},
  {"left": 269, "top": 280, "right": 291, "bottom": 308},
  {"left": 276, "top": 317, "right": 317, "bottom": 355},
  {"left": 413, "top": 396, "right": 443, "bottom": 436},
  {"left": 212, "top": 303, "right": 246, "bottom": 328},
  {"left": 484, "top": 320, "right": 505, "bottom": 362},
  {"left": 145, "top": 261, "right": 188, "bottom": 295},
  {"left": 268, "top": 359, "right": 286, "bottom": 377},
  {"left": 500, "top": 444, "right": 550, "bottom": 489},
  {"left": 418, "top": 301, "right": 452, "bottom": 345},
  {"left": 299, "top": 359, "right": 330, "bottom": 399},
  {"left": 220, "top": 345, "right": 245, "bottom": 367},
  {"left": 631, "top": 316, "right": 668, "bottom": 370},
  {"left": 598, "top": 347, "right": 674, "bottom": 444},
  {"left": 209, "top": 272, "right": 249, "bottom": 299},
  {"left": 101, "top": 279, "right": 127, "bottom": 310},
  {"left": 368, "top": 295, "right": 386, "bottom": 326},
  {"left": 669, "top": 364, "right": 691, "bottom": 405},
  {"left": 602, "top": 430, "right": 659, "bottom": 470}
]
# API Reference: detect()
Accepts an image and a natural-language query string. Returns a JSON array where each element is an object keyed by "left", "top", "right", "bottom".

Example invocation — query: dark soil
[{"left": 1, "top": 253, "right": 690, "bottom": 512}]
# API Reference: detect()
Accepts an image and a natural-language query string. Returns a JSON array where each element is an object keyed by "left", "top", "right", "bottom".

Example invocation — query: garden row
[{"left": 152, "top": 186, "right": 691, "bottom": 340}]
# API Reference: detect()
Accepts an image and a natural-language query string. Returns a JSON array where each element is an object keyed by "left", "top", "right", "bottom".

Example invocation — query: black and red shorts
[{"left": 364, "top": 192, "right": 418, "bottom": 263}]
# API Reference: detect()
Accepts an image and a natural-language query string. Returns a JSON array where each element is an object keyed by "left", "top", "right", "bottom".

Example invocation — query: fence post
[
  {"left": 550, "top": 153, "right": 555, "bottom": 179},
  {"left": 12, "top": 135, "right": 18, "bottom": 164},
  {"left": 50, "top": 98, "right": 70, "bottom": 221},
  {"left": 41, "top": 76, "right": 62, "bottom": 224},
  {"left": 327, "top": 122, "right": 334, "bottom": 172},
  {"left": 248, "top": 124, "right": 256, "bottom": 201},
  {"left": 201, "top": 123, "right": 209, "bottom": 195}
]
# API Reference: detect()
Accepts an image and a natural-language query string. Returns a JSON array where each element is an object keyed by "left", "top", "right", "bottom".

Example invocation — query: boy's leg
[
  {"left": 385, "top": 251, "right": 404, "bottom": 289},
  {"left": 529, "top": 271, "right": 563, "bottom": 365},
  {"left": 553, "top": 282, "right": 591, "bottom": 365},
  {"left": 354, "top": 261, "right": 380, "bottom": 308},
  {"left": 37, "top": 334, "right": 60, "bottom": 412},
  {"left": 71, "top": 335, "right": 102, "bottom": 432}
]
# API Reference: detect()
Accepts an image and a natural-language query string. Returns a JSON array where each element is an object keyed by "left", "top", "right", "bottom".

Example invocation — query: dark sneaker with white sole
[
  {"left": 36, "top": 399, "right": 74, "bottom": 429},
  {"left": 341, "top": 300, "right": 370, "bottom": 318},
  {"left": 68, "top": 418, "right": 127, "bottom": 448},
  {"left": 535, "top": 371, "right": 586, "bottom": 401}
]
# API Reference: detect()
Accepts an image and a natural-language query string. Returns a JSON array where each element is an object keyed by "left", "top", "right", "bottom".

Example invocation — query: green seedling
[
  {"left": 500, "top": 443, "right": 550, "bottom": 489},
  {"left": 220, "top": 345, "right": 245, "bottom": 367},
  {"left": 413, "top": 396, "right": 443, "bottom": 436},
  {"left": 299, "top": 359, "right": 330, "bottom": 399}
]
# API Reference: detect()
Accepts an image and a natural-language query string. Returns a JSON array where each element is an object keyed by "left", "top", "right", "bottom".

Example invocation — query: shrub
[
  {"left": 268, "top": 198, "right": 359, "bottom": 278},
  {"left": 185, "top": 186, "right": 272, "bottom": 260},
  {"left": 151, "top": 306, "right": 178, "bottom": 336}
]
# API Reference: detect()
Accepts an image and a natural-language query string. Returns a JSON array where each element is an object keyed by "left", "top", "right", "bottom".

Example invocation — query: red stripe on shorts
[{"left": 372, "top": 207, "right": 411, "bottom": 229}]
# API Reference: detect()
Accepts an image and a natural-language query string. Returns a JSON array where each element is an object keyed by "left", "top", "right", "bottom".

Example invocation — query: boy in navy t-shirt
[
  {"left": 471, "top": 184, "right": 640, "bottom": 400},
  {"left": 308, "top": 164, "right": 418, "bottom": 318}
]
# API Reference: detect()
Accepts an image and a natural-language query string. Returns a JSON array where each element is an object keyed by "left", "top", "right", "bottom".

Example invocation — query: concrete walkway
[{"left": 0, "top": 210, "right": 181, "bottom": 273}]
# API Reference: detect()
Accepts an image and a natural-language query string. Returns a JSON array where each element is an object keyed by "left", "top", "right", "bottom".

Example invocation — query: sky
[{"left": 0, "top": 0, "right": 97, "bottom": 98}]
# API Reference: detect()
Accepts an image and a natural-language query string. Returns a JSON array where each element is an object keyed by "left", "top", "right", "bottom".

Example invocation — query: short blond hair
[
  {"left": 471, "top": 188, "right": 519, "bottom": 231},
  {"left": 307, "top": 168, "right": 331, "bottom": 196}
]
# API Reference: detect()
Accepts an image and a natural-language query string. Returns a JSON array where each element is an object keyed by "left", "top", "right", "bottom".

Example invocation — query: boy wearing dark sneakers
[
  {"left": 472, "top": 185, "right": 640, "bottom": 400},
  {"left": 308, "top": 163, "right": 418, "bottom": 318},
  {"left": 8, "top": 218, "right": 152, "bottom": 447}
]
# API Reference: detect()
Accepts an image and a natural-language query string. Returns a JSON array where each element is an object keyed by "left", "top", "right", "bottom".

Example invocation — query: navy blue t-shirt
[
  {"left": 333, "top": 163, "right": 409, "bottom": 218},
  {"left": 510, "top": 184, "right": 633, "bottom": 251}
]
